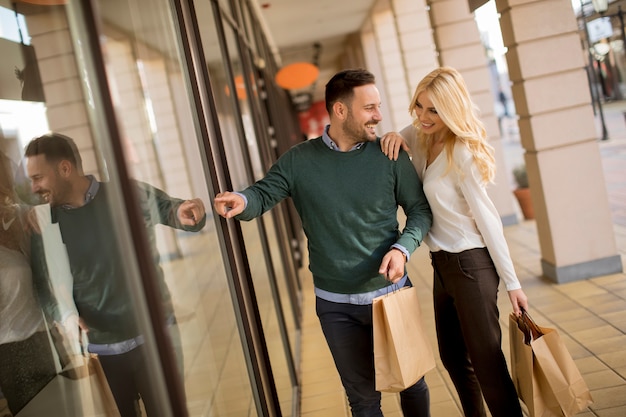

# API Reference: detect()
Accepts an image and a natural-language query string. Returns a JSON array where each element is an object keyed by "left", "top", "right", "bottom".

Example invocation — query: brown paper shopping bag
[
  {"left": 59, "top": 330, "right": 120, "bottom": 416},
  {"left": 510, "top": 313, "right": 559, "bottom": 416},
  {"left": 372, "top": 286, "right": 435, "bottom": 392},
  {"left": 87, "top": 354, "right": 120, "bottom": 417},
  {"left": 509, "top": 311, "right": 593, "bottom": 417},
  {"left": 71, "top": 353, "right": 120, "bottom": 417}
]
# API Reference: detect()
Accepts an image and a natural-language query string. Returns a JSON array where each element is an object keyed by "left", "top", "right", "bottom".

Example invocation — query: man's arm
[
  {"left": 377, "top": 151, "right": 431, "bottom": 283},
  {"left": 394, "top": 152, "right": 432, "bottom": 253},
  {"left": 135, "top": 180, "right": 206, "bottom": 231},
  {"left": 213, "top": 150, "right": 294, "bottom": 221}
]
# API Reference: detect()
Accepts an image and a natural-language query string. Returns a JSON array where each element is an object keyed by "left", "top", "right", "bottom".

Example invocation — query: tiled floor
[{"left": 299, "top": 103, "right": 626, "bottom": 417}]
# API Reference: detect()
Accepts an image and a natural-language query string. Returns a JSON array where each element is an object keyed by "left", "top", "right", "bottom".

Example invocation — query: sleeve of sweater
[
  {"left": 236, "top": 152, "right": 292, "bottom": 221},
  {"left": 134, "top": 180, "right": 206, "bottom": 232},
  {"left": 30, "top": 232, "right": 62, "bottom": 323},
  {"left": 394, "top": 151, "right": 432, "bottom": 254},
  {"left": 457, "top": 154, "right": 521, "bottom": 291}
]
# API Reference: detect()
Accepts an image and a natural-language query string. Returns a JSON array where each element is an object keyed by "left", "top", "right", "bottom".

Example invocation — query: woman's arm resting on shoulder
[{"left": 380, "top": 132, "right": 411, "bottom": 161}]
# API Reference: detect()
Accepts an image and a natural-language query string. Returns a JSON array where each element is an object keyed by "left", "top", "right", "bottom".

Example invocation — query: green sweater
[
  {"left": 238, "top": 137, "right": 432, "bottom": 294},
  {"left": 32, "top": 181, "right": 205, "bottom": 344}
]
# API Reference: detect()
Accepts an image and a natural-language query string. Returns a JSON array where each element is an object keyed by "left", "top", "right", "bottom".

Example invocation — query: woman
[
  {"left": 381, "top": 67, "right": 528, "bottom": 417},
  {"left": 0, "top": 152, "right": 57, "bottom": 415}
]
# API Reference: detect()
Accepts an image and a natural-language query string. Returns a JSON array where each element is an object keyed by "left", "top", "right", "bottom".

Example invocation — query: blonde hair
[
  {"left": 0, "top": 152, "right": 16, "bottom": 207},
  {"left": 408, "top": 67, "right": 495, "bottom": 184}
]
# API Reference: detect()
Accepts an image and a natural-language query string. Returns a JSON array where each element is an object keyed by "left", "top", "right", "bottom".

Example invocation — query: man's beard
[{"left": 344, "top": 112, "right": 376, "bottom": 143}]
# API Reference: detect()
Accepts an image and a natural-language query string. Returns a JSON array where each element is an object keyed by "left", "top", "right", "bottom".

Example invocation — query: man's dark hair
[
  {"left": 25, "top": 132, "right": 83, "bottom": 172},
  {"left": 325, "top": 68, "right": 376, "bottom": 114}
]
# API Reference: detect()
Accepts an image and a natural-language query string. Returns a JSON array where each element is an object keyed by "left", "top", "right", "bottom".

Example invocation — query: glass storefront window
[
  {"left": 0, "top": 0, "right": 276, "bottom": 415},
  {"left": 0, "top": 0, "right": 303, "bottom": 415},
  {"left": 95, "top": 0, "right": 264, "bottom": 415},
  {"left": 192, "top": 2, "right": 299, "bottom": 414}
]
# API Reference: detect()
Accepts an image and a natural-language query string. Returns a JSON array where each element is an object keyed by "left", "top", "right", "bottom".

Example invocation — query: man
[
  {"left": 25, "top": 133, "right": 206, "bottom": 417},
  {"left": 214, "top": 69, "right": 433, "bottom": 416}
]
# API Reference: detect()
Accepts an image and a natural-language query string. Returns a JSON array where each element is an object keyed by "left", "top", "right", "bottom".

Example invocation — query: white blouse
[
  {"left": 0, "top": 246, "right": 45, "bottom": 344},
  {"left": 402, "top": 125, "right": 521, "bottom": 291}
]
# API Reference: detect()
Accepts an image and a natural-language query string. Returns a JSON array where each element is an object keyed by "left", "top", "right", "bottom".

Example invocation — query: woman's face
[{"left": 414, "top": 91, "right": 448, "bottom": 137}]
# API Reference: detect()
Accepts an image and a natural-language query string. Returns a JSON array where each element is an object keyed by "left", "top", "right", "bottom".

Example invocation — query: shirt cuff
[
  {"left": 391, "top": 243, "right": 410, "bottom": 262},
  {"left": 234, "top": 191, "right": 248, "bottom": 208}
]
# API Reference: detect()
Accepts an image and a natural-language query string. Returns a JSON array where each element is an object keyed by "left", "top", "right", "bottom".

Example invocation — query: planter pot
[{"left": 513, "top": 188, "right": 534, "bottom": 220}]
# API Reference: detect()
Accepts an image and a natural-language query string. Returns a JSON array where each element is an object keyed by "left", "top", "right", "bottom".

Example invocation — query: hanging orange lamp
[{"left": 275, "top": 62, "right": 319, "bottom": 90}]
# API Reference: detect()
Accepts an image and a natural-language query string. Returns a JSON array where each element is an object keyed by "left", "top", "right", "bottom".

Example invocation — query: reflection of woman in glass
[{"left": 0, "top": 152, "right": 56, "bottom": 415}]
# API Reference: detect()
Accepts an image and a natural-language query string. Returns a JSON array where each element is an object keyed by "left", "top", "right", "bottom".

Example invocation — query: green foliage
[{"left": 513, "top": 164, "right": 528, "bottom": 188}]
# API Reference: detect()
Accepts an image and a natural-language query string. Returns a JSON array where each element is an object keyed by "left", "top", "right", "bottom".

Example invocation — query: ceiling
[{"left": 252, "top": 0, "right": 379, "bottom": 102}]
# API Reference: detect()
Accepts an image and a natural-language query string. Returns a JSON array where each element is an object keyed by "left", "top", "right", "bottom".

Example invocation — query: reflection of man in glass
[{"left": 25, "top": 133, "right": 206, "bottom": 417}]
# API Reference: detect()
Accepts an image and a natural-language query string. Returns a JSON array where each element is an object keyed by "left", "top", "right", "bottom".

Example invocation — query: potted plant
[{"left": 512, "top": 164, "right": 534, "bottom": 220}]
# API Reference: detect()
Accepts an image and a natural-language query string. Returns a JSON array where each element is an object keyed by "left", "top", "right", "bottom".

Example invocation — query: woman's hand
[
  {"left": 380, "top": 132, "right": 411, "bottom": 161},
  {"left": 508, "top": 288, "right": 529, "bottom": 316}
]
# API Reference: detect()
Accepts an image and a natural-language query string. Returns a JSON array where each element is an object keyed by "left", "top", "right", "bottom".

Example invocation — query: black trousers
[
  {"left": 316, "top": 296, "right": 430, "bottom": 417},
  {"left": 0, "top": 331, "right": 57, "bottom": 414},
  {"left": 430, "top": 248, "right": 522, "bottom": 417},
  {"left": 98, "top": 344, "right": 160, "bottom": 417},
  {"left": 98, "top": 324, "right": 185, "bottom": 417}
]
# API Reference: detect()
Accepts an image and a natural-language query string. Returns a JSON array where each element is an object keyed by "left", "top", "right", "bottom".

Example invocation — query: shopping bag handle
[
  {"left": 79, "top": 327, "right": 90, "bottom": 358},
  {"left": 383, "top": 282, "right": 402, "bottom": 296},
  {"left": 518, "top": 308, "right": 544, "bottom": 344}
]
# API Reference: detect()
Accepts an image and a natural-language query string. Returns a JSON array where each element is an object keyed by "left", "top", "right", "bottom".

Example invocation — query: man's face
[
  {"left": 26, "top": 154, "right": 71, "bottom": 207},
  {"left": 343, "top": 84, "right": 383, "bottom": 142}
]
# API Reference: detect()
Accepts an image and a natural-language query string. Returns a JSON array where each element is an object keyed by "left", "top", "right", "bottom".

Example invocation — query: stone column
[
  {"left": 365, "top": 0, "right": 438, "bottom": 132},
  {"left": 25, "top": 6, "right": 105, "bottom": 178},
  {"left": 496, "top": 0, "right": 622, "bottom": 282},
  {"left": 392, "top": 0, "right": 439, "bottom": 90},
  {"left": 371, "top": 5, "right": 415, "bottom": 130},
  {"left": 430, "top": 0, "right": 518, "bottom": 225}
]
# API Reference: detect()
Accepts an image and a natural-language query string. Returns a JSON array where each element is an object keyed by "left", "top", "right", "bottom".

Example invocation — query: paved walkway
[{"left": 300, "top": 101, "right": 626, "bottom": 416}]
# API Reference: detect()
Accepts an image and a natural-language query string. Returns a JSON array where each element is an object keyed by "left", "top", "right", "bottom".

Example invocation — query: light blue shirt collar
[{"left": 321, "top": 124, "right": 365, "bottom": 151}]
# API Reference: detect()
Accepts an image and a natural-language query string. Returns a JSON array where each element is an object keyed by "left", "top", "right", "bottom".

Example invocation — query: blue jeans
[{"left": 316, "top": 297, "right": 430, "bottom": 417}]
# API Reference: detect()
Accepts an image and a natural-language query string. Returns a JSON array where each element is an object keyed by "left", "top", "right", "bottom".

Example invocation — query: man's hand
[
  {"left": 378, "top": 248, "right": 407, "bottom": 283},
  {"left": 508, "top": 288, "right": 529, "bottom": 316},
  {"left": 380, "top": 132, "right": 411, "bottom": 161},
  {"left": 59, "top": 314, "right": 88, "bottom": 355},
  {"left": 213, "top": 192, "right": 245, "bottom": 219},
  {"left": 177, "top": 198, "right": 205, "bottom": 226}
]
